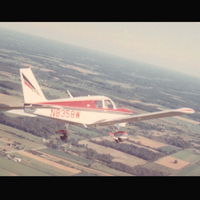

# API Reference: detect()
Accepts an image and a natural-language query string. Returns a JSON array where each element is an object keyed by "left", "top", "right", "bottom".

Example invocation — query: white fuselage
[{"left": 24, "top": 96, "right": 133, "bottom": 126}]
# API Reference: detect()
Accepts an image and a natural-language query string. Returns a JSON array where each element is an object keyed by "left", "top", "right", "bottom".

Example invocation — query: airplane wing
[
  {"left": 91, "top": 107, "right": 195, "bottom": 127},
  {"left": 0, "top": 105, "right": 195, "bottom": 127}
]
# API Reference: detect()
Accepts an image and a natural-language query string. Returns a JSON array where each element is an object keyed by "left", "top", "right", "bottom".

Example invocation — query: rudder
[{"left": 20, "top": 68, "right": 47, "bottom": 104}]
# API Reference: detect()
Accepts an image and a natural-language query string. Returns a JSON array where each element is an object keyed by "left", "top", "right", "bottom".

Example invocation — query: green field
[
  {"left": 0, "top": 153, "right": 77, "bottom": 176},
  {"left": 71, "top": 125, "right": 101, "bottom": 138},
  {"left": 158, "top": 145, "right": 181, "bottom": 154},
  {"left": 0, "top": 156, "right": 48, "bottom": 176},
  {"left": 15, "top": 152, "right": 74, "bottom": 176},
  {"left": 174, "top": 160, "right": 200, "bottom": 176},
  {"left": 168, "top": 148, "right": 200, "bottom": 175},
  {"left": 41, "top": 148, "right": 92, "bottom": 166},
  {"left": 0, "top": 123, "right": 43, "bottom": 144},
  {"left": 172, "top": 149, "right": 200, "bottom": 163}
]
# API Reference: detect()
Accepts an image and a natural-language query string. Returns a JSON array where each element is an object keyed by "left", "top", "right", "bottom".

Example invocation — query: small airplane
[{"left": 0, "top": 68, "right": 195, "bottom": 143}]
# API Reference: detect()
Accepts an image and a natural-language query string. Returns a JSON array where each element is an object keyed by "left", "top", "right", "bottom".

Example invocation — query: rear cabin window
[
  {"left": 96, "top": 100, "right": 103, "bottom": 108},
  {"left": 104, "top": 100, "right": 113, "bottom": 109}
]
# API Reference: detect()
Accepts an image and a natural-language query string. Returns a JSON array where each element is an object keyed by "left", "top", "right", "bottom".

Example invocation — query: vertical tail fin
[{"left": 20, "top": 68, "right": 47, "bottom": 104}]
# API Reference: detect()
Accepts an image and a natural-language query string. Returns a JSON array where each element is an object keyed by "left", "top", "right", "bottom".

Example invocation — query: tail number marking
[{"left": 50, "top": 109, "right": 80, "bottom": 119}]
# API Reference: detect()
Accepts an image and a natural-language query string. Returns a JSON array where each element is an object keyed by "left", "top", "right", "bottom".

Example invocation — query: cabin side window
[{"left": 96, "top": 100, "right": 103, "bottom": 108}]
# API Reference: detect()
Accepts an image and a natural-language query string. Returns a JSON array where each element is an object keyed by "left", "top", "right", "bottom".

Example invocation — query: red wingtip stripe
[{"left": 177, "top": 108, "right": 195, "bottom": 113}]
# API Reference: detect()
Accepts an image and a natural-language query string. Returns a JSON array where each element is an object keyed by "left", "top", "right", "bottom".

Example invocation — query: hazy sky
[{"left": 0, "top": 22, "right": 200, "bottom": 77}]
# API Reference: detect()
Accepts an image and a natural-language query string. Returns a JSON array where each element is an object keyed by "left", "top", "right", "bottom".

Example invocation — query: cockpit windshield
[{"left": 104, "top": 100, "right": 114, "bottom": 109}]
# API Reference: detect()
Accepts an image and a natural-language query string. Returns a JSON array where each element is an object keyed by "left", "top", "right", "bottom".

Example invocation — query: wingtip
[{"left": 176, "top": 108, "right": 195, "bottom": 114}]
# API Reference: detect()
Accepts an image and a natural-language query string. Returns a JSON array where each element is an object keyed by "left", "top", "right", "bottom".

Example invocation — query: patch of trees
[
  {"left": 133, "top": 121, "right": 164, "bottom": 131},
  {"left": 132, "top": 121, "right": 183, "bottom": 134},
  {"left": 108, "top": 162, "right": 168, "bottom": 176},
  {"left": 132, "top": 165, "right": 169, "bottom": 176},
  {"left": 85, "top": 148, "right": 113, "bottom": 164},
  {"left": 92, "top": 139, "right": 164, "bottom": 161},
  {"left": 163, "top": 136, "right": 191, "bottom": 148},
  {"left": 107, "top": 161, "right": 135, "bottom": 175},
  {"left": 80, "top": 147, "right": 113, "bottom": 165},
  {"left": 0, "top": 113, "right": 64, "bottom": 139},
  {"left": 155, "top": 135, "right": 191, "bottom": 149}
]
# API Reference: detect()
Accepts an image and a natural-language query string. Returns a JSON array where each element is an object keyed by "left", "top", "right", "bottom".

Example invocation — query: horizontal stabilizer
[
  {"left": 0, "top": 106, "right": 24, "bottom": 111},
  {"left": 6, "top": 109, "right": 36, "bottom": 117}
]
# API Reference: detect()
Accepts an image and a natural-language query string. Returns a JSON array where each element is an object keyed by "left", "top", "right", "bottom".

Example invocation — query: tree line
[{"left": 91, "top": 139, "right": 164, "bottom": 161}]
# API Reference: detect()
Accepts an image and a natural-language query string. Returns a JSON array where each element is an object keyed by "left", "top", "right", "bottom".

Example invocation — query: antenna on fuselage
[{"left": 67, "top": 90, "right": 73, "bottom": 98}]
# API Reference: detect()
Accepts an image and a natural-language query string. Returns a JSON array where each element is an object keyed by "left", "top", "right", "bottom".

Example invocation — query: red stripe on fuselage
[
  {"left": 39, "top": 100, "right": 97, "bottom": 108},
  {"left": 35, "top": 100, "right": 134, "bottom": 114}
]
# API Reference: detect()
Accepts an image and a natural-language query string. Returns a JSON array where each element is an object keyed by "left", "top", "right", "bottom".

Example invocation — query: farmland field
[
  {"left": 142, "top": 162, "right": 175, "bottom": 175},
  {"left": 172, "top": 149, "right": 200, "bottom": 163},
  {"left": 18, "top": 151, "right": 81, "bottom": 175},
  {"left": 0, "top": 123, "right": 45, "bottom": 146},
  {"left": 0, "top": 156, "right": 49, "bottom": 176},
  {"left": 0, "top": 93, "right": 22, "bottom": 106},
  {"left": 174, "top": 162, "right": 200, "bottom": 176},
  {"left": 128, "top": 135, "right": 167, "bottom": 149},
  {"left": 79, "top": 139, "right": 147, "bottom": 167},
  {"left": 155, "top": 156, "right": 189, "bottom": 170}
]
